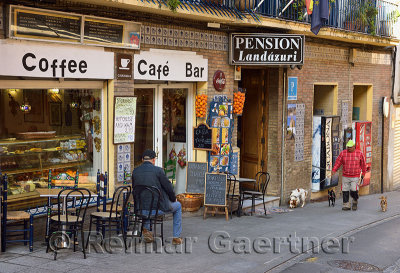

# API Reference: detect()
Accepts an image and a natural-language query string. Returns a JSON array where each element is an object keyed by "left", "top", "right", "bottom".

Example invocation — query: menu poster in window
[
  {"left": 204, "top": 173, "right": 227, "bottom": 206},
  {"left": 114, "top": 96, "right": 137, "bottom": 144},
  {"left": 207, "top": 96, "right": 233, "bottom": 173}
]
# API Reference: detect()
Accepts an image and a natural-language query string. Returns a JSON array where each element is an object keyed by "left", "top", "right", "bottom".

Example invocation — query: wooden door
[{"left": 240, "top": 69, "right": 268, "bottom": 180}]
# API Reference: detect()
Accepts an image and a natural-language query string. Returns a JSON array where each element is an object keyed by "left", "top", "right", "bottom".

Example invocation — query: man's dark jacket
[{"left": 132, "top": 161, "right": 176, "bottom": 212}]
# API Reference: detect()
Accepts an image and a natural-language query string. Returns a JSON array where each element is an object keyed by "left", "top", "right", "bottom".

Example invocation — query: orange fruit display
[
  {"left": 233, "top": 92, "right": 245, "bottom": 115},
  {"left": 195, "top": 94, "right": 208, "bottom": 118}
]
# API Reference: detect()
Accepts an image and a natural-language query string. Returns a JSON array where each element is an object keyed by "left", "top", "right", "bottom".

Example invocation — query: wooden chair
[
  {"left": 241, "top": 172, "right": 270, "bottom": 215},
  {"left": 86, "top": 185, "right": 132, "bottom": 251},
  {"left": 132, "top": 185, "right": 164, "bottom": 246},
  {"left": 1, "top": 173, "right": 34, "bottom": 252},
  {"left": 47, "top": 188, "right": 91, "bottom": 260}
]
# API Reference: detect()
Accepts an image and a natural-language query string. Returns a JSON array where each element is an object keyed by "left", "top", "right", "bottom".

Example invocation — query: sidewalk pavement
[{"left": 1, "top": 190, "right": 400, "bottom": 273}]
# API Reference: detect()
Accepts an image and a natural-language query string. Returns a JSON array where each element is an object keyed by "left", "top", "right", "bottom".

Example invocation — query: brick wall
[{"left": 279, "top": 43, "right": 392, "bottom": 202}]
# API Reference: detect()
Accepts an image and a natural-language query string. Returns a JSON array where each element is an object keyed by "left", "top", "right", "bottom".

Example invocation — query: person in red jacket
[{"left": 332, "top": 140, "right": 367, "bottom": 211}]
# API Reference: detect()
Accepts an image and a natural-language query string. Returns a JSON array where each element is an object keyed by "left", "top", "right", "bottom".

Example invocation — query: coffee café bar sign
[
  {"left": 134, "top": 49, "right": 208, "bottom": 81},
  {"left": 230, "top": 34, "right": 305, "bottom": 65},
  {"left": 0, "top": 40, "right": 114, "bottom": 79}
]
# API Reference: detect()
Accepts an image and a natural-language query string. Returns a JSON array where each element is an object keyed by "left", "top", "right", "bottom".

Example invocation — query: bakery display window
[{"left": 0, "top": 88, "right": 103, "bottom": 198}]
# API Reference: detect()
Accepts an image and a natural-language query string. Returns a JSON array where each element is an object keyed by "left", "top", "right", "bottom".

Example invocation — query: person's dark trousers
[
  {"left": 350, "top": 191, "right": 359, "bottom": 201},
  {"left": 343, "top": 191, "right": 349, "bottom": 203}
]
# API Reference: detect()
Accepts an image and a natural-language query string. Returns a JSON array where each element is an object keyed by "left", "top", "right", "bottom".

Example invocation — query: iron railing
[{"left": 195, "top": 0, "right": 399, "bottom": 37}]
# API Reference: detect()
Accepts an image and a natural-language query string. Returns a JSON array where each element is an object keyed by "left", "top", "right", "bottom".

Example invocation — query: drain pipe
[{"left": 280, "top": 68, "right": 287, "bottom": 205}]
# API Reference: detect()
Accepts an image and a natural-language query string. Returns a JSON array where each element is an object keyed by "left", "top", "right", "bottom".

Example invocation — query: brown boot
[
  {"left": 342, "top": 202, "right": 351, "bottom": 211},
  {"left": 352, "top": 200, "right": 358, "bottom": 211},
  {"left": 142, "top": 228, "right": 154, "bottom": 243},
  {"left": 172, "top": 237, "right": 183, "bottom": 245}
]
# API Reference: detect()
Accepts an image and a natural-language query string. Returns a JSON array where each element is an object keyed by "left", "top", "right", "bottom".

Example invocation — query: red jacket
[{"left": 332, "top": 149, "right": 367, "bottom": 178}]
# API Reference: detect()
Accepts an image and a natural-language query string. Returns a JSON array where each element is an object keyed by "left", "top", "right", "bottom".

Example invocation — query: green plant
[
  {"left": 292, "top": 0, "right": 306, "bottom": 21},
  {"left": 359, "top": 0, "right": 378, "bottom": 35},
  {"left": 345, "top": 0, "right": 378, "bottom": 35},
  {"left": 167, "top": 0, "right": 180, "bottom": 12}
]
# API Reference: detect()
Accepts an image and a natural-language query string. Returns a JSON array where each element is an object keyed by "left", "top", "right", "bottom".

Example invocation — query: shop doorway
[
  {"left": 134, "top": 84, "right": 193, "bottom": 194},
  {"left": 238, "top": 69, "right": 268, "bottom": 180}
]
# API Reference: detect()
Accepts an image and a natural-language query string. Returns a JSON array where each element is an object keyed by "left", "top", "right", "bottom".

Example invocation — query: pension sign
[{"left": 229, "top": 33, "right": 305, "bottom": 65}]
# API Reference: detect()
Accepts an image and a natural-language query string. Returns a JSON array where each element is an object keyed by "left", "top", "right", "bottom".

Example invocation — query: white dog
[{"left": 289, "top": 188, "right": 308, "bottom": 208}]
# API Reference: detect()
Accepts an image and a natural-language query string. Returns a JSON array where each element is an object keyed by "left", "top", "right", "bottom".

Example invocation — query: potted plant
[{"left": 344, "top": 0, "right": 378, "bottom": 35}]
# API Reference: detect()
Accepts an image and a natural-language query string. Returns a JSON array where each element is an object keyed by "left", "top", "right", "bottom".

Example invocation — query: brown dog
[{"left": 380, "top": 196, "right": 387, "bottom": 212}]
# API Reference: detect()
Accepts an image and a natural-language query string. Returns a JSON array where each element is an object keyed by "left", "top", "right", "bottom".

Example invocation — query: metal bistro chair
[
  {"left": 241, "top": 172, "right": 270, "bottom": 216},
  {"left": 45, "top": 170, "right": 79, "bottom": 244},
  {"left": 132, "top": 185, "right": 164, "bottom": 246},
  {"left": 226, "top": 172, "right": 240, "bottom": 219},
  {"left": 86, "top": 185, "right": 132, "bottom": 251},
  {"left": 47, "top": 188, "right": 91, "bottom": 260},
  {"left": 1, "top": 173, "right": 34, "bottom": 252}
]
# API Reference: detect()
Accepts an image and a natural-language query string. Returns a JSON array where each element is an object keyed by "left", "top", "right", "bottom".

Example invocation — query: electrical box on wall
[{"left": 234, "top": 66, "right": 241, "bottom": 81}]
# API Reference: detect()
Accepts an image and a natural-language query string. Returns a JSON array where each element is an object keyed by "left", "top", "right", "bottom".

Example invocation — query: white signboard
[
  {"left": 114, "top": 97, "right": 137, "bottom": 144},
  {"left": 0, "top": 40, "right": 114, "bottom": 79},
  {"left": 134, "top": 49, "right": 208, "bottom": 81}
]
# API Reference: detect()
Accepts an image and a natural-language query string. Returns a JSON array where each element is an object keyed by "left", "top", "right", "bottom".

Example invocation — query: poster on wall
[
  {"left": 287, "top": 104, "right": 296, "bottom": 140},
  {"left": 114, "top": 96, "right": 137, "bottom": 144},
  {"left": 295, "top": 104, "right": 304, "bottom": 161},
  {"left": 288, "top": 77, "right": 298, "bottom": 100},
  {"left": 207, "top": 96, "right": 234, "bottom": 173}
]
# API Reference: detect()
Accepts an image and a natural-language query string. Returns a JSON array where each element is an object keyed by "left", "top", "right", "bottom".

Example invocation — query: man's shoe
[
  {"left": 142, "top": 228, "right": 154, "bottom": 243},
  {"left": 342, "top": 202, "right": 351, "bottom": 211},
  {"left": 352, "top": 201, "right": 358, "bottom": 211},
  {"left": 172, "top": 237, "right": 183, "bottom": 245}
]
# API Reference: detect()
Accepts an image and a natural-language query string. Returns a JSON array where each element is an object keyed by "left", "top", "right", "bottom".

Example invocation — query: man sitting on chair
[{"left": 132, "top": 149, "right": 183, "bottom": 245}]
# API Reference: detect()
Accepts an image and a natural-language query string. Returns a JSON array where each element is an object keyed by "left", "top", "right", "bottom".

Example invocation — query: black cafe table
[{"left": 228, "top": 177, "right": 256, "bottom": 217}]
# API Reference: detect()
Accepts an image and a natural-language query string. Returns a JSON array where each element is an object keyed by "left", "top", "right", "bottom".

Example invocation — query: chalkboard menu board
[
  {"left": 114, "top": 97, "right": 137, "bottom": 144},
  {"left": 193, "top": 124, "right": 212, "bottom": 151},
  {"left": 204, "top": 173, "right": 227, "bottom": 206},
  {"left": 186, "top": 162, "right": 207, "bottom": 193},
  {"left": 13, "top": 9, "right": 81, "bottom": 41},
  {"left": 84, "top": 19, "right": 124, "bottom": 45}
]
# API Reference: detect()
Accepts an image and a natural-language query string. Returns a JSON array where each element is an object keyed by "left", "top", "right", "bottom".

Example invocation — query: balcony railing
[{"left": 194, "top": 0, "right": 399, "bottom": 37}]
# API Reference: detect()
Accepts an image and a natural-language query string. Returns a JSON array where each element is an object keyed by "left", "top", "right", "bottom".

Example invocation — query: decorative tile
[
  {"left": 145, "top": 26, "right": 151, "bottom": 35},
  {"left": 204, "top": 41, "right": 208, "bottom": 49},
  {"left": 190, "top": 31, "right": 195, "bottom": 40},
  {"left": 141, "top": 25, "right": 146, "bottom": 34},
  {"left": 157, "top": 36, "right": 163, "bottom": 45},
  {"left": 215, "top": 35, "right": 222, "bottom": 42},
  {"left": 183, "top": 30, "right": 188, "bottom": 39},
  {"left": 141, "top": 34, "right": 146, "bottom": 43},
  {"left": 163, "top": 37, "right": 168, "bottom": 46},
  {"left": 168, "top": 37, "right": 174, "bottom": 46},
  {"left": 222, "top": 35, "right": 228, "bottom": 43},
  {"left": 179, "top": 39, "right": 184, "bottom": 47},
  {"left": 157, "top": 27, "right": 163, "bottom": 36},
  {"left": 195, "top": 40, "right": 200, "bottom": 48},
  {"left": 208, "top": 42, "right": 214, "bottom": 50},
  {"left": 150, "top": 35, "right": 157, "bottom": 44},
  {"left": 163, "top": 28, "right": 168, "bottom": 36},
  {"left": 217, "top": 43, "right": 223, "bottom": 51},
  {"left": 179, "top": 29, "right": 185, "bottom": 38},
  {"left": 209, "top": 33, "right": 214, "bottom": 42},
  {"left": 199, "top": 40, "right": 204, "bottom": 49},
  {"left": 200, "top": 32, "right": 205, "bottom": 40},
  {"left": 169, "top": 28, "right": 174, "bottom": 37},
  {"left": 204, "top": 33, "right": 209, "bottom": 41},
  {"left": 145, "top": 35, "right": 151, "bottom": 44},
  {"left": 195, "top": 32, "right": 200, "bottom": 40},
  {"left": 174, "top": 29, "right": 179, "bottom": 37},
  {"left": 174, "top": 38, "right": 179, "bottom": 47},
  {"left": 189, "top": 40, "right": 194, "bottom": 48},
  {"left": 185, "top": 39, "right": 190, "bottom": 47},
  {"left": 223, "top": 43, "right": 228, "bottom": 51},
  {"left": 151, "top": 27, "right": 157, "bottom": 36}
]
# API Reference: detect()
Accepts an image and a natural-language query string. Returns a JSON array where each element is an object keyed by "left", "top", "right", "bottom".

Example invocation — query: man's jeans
[{"left": 143, "top": 201, "right": 182, "bottom": 238}]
